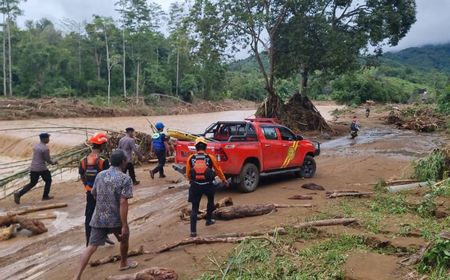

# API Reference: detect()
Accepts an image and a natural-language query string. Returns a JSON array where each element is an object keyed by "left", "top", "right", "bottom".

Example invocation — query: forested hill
[{"left": 383, "top": 43, "right": 450, "bottom": 73}]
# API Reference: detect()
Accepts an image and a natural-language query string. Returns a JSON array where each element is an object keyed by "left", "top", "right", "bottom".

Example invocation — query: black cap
[
  {"left": 39, "top": 133, "right": 50, "bottom": 139},
  {"left": 111, "top": 149, "right": 127, "bottom": 166},
  {"left": 125, "top": 127, "right": 135, "bottom": 133}
]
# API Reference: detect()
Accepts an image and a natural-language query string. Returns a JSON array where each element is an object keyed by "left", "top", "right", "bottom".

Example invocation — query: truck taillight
[{"left": 216, "top": 148, "right": 228, "bottom": 162}]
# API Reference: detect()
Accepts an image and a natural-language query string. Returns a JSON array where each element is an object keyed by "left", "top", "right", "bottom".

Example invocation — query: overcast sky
[{"left": 17, "top": 0, "right": 450, "bottom": 54}]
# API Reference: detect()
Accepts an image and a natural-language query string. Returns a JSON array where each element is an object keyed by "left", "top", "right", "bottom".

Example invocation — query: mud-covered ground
[{"left": 0, "top": 104, "right": 448, "bottom": 280}]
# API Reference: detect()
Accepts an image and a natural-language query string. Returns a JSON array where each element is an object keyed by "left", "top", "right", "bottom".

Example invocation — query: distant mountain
[{"left": 383, "top": 43, "right": 450, "bottom": 73}]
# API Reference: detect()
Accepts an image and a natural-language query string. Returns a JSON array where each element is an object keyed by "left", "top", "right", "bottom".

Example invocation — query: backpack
[
  {"left": 81, "top": 154, "right": 103, "bottom": 187},
  {"left": 189, "top": 154, "right": 216, "bottom": 183}
]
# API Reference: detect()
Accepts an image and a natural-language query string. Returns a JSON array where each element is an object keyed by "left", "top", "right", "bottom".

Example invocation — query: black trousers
[
  {"left": 152, "top": 150, "right": 166, "bottom": 177},
  {"left": 85, "top": 191, "right": 96, "bottom": 247},
  {"left": 18, "top": 170, "right": 52, "bottom": 198},
  {"left": 189, "top": 183, "right": 215, "bottom": 233},
  {"left": 126, "top": 162, "right": 137, "bottom": 183}
]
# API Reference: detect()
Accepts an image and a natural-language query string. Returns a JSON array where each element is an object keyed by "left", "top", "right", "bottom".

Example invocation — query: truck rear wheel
[
  {"left": 238, "top": 163, "right": 260, "bottom": 193},
  {"left": 299, "top": 156, "right": 316, "bottom": 178}
]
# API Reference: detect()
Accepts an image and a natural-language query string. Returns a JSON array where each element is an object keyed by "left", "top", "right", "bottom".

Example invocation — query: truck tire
[
  {"left": 299, "top": 156, "right": 316, "bottom": 178},
  {"left": 238, "top": 163, "right": 260, "bottom": 193}
]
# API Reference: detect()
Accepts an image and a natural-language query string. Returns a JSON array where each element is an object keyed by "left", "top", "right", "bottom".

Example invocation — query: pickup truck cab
[{"left": 174, "top": 118, "right": 320, "bottom": 192}]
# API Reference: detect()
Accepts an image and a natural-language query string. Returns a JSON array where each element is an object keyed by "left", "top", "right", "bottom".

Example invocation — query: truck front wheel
[
  {"left": 238, "top": 163, "right": 260, "bottom": 193},
  {"left": 299, "top": 156, "right": 316, "bottom": 178}
]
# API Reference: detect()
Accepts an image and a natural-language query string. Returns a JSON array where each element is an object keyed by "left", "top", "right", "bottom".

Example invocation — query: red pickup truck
[{"left": 174, "top": 118, "right": 320, "bottom": 192}]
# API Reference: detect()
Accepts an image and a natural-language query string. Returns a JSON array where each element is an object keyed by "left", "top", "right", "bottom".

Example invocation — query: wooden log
[
  {"left": 106, "top": 267, "right": 178, "bottom": 280},
  {"left": 24, "top": 213, "right": 57, "bottom": 220},
  {"left": 90, "top": 246, "right": 149, "bottom": 267},
  {"left": 326, "top": 192, "right": 373, "bottom": 198},
  {"left": 0, "top": 224, "right": 15, "bottom": 241},
  {"left": 387, "top": 182, "right": 428, "bottom": 193},
  {"left": 7, "top": 203, "right": 68, "bottom": 216},
  {"left": 157, "top": 218, "right": 357, "bottom": 253},
  {"left": 15, "top": 217, "right": 48, "bottom": 234},
  {"left": 293, "top": 218, "right": 357, "bottom": 229},
  {"left": 385, "top": 179, "right": 419, "bottom": 186},
  {"left": 301, "top": 183, "right": 325, "bottom": 191},
  {"left": 157, "top": 237, "right": 248, "bottom": 253},
  {"left": 149, "top": 156, "right": 175, "bottom": 164},
  {"left": 273, "top": 204, "right": 313, "bottom": 208},
  {"left": 180, "top": 197, "right": 234, "bottom": 221},
  {"left": 213, "top": 204, "right": 276, "bottom": 220},
  {"left": 288, "top": 195, "right": 313, "bottom": 200}
]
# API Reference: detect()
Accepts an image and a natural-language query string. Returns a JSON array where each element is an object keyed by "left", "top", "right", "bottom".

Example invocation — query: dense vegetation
[{"left": 0, "top": 0, "right": 447, "bottom": 109}]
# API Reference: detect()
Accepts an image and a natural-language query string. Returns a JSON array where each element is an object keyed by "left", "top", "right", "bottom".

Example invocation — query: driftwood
[
  {"left": 0, "top": 224, "right": 15, "bottom": 241},
  {"left": 0, "top": 215, "right": 47, "bottom": 235},
  {"left": 213, "top": 204, "right": 312, "bottom": 220},
  {"left": 401, "top": 242, "right": 433, "bottom": 266},
  {"left": 24, "top": 213, "right": 57, "bottom": 220},
  {"left": 90, "top": 246, "right": 149, "bottom": 267},
  {"left": 387, "top": 182, "right": 428, "bottom": 193},
  {"left": 293, "top": 218, "right": 357, "bottom": 229},
  {"left": 385, "top": 179, "right": 419, "bottom": 186},
  {"left": 326, "top": 192, "right": 373, "bottom": 198},
  {"left": 157, "top": 218, "right": 356, "bottom": 253},
  {"left": 288, "top": 195, "right": 313, "bottom": 200},
  {"left": 301, "top": 183, "right": 325, "bottom": 191},
  {"left": 7, "top": 203, "right": 68, "bottom": 216},
  {"left": 106, "top": 267, "right": 178, "bottom": 280}
]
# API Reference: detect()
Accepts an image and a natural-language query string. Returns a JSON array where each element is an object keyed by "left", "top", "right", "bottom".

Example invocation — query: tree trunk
[
  {"left": 106, "top": 268, "right": 178, "bottom": 280},
  {"left": 104, "top": 27, "right": 111, "bottom": 105},
  {"left": 94, "top": 47, "right": 101, "bottom": 81},
  {"left": 176, "top": 48, "right": 180, "bottom": 96},
  {"left": 7, "top": 18, "right": 12, "bottom": 96},
  {"left": 299, "top": 64, "right": 308, "bottom": 95},
  {"left": 135, "top": 61, "right": 140, "bottom": 104},
  {"left": 122, "top": 28, "right": 127, "bottom": 98},
  {"left": 2, "top": 14, "right": 7, "bottom": 97}
]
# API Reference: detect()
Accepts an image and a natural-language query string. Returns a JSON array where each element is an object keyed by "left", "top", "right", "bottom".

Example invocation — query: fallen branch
[
  {"left": 326, "top": 192, "right": 373, "bottom": 199},
  {"left": 0, "top": 215, "right": 47, "bottom": 235},
  {"left": 90, "top": 246, "right": 150, "bottom": 267},
  {"left": 7, "top": 203, "right": 68, "bottom": 216},
  {"left": 106, "top": 267, "right": 178, "bottom": 280},
  {"left": 401, "top": 242, "right": 432, "bottom": 266},
  {"left": 157, "top": 218, "right": 356, "bottom": 253},
  {"left": 293, "top": 218, "right": 357, "bottom": 229},
  {"left": 288, "top": 195, "right": 313, "bottom": 200},
  {"left": 385, "top": 179, "right": 419, "bottom": 186}
]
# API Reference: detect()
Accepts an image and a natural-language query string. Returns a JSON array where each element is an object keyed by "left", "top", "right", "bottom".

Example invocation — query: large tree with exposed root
[{"left": 188, "top": 0, "right": 416, "bottom": 132}]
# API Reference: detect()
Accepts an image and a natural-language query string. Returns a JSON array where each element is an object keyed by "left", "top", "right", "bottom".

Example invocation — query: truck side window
[
  {"left": 279, "top": 127, "right": 295, "bottom": 141},
  {"left": 262, "top": 127, "right": 278, "bottom": 140}
]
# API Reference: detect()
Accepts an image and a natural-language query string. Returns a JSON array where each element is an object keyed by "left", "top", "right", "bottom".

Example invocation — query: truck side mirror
[{"left": 296, "top": 135, "right": 304, "bottom": 141}]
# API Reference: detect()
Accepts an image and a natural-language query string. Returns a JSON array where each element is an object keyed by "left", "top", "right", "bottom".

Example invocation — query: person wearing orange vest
[
  {"left": 79, "top": 133, "right": 112, "bottom": 246},
  {"left": 186, "top": 137, "right": 228, "bottom": 237}
]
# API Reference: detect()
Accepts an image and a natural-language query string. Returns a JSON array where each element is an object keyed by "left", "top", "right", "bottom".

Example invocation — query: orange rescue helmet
[
  {"left": 89, "top": 132, "right": 108, "bottom": 145},
  {"left": 195, "top": 137, "right": 208, "bottom": 146}
]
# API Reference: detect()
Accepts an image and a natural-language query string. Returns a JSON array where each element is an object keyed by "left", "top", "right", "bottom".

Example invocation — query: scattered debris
[
  {"left": 326, "top": 191, "right": 373, "bottom": 198},
  {"left": 288, "top": 195, "right": 313, "bottom": 200},
  {"left": 301, "top": 183, "right": 325, "bottom": 191},
  {"left": 0, "top": 215, "right": 47, "bottom": 238},
  {"left": 386, "top": 106, "right": 446, "bottom": 132},
  {"left": 401, "top": 242, "right": 433, "bottom": 266},
  {"left": 106, "top": 267, "right": 178, "bottom": 280},
  {"left": 213, "top": 204, "right": 312, "bottom": 220}
]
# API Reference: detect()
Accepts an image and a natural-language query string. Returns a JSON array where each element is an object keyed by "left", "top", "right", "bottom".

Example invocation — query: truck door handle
[{"left": 265, "top": 144, "right": 271, "bottom": 147}]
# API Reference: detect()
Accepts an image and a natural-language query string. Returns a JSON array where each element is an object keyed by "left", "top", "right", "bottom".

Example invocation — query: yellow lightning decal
[{"left": 281, "top": 141, "right": 299, "bottom": 168}]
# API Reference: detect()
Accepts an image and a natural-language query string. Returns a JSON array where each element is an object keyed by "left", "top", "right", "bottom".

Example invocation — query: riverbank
[{"left": 0, "top": 97, "right": 257, "bottom": 121}]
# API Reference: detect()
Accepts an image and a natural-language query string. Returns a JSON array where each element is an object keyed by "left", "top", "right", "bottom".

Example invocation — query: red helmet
[{"left": 89, "top": 133, "right": 108, "bottom": 145}]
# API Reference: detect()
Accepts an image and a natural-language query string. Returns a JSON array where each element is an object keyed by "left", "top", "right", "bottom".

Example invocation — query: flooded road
[{"left": 2, "top": 104, "right": 448, "bottom": 280}]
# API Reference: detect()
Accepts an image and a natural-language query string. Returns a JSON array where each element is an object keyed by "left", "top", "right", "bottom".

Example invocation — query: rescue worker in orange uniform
[
  {"left": 79, "top": 133, "right": 113, "bottom": 246},
  {"left": 186, "top": 137, "right": 228, "bottom": 237}
]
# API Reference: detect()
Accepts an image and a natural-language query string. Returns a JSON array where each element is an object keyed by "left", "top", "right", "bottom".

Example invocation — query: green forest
[{"left": 0, "top": 0, "right": 448, "bottom": 111}]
